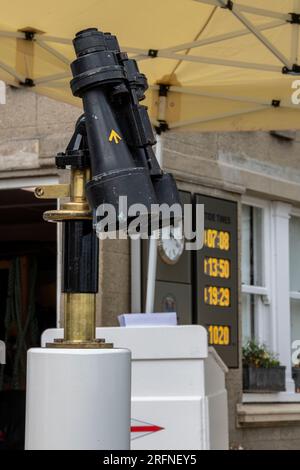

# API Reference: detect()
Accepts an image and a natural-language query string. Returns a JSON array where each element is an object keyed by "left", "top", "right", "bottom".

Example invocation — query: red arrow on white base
[{"left": 130, "top": 419, "right": 164, "bottom": 440}]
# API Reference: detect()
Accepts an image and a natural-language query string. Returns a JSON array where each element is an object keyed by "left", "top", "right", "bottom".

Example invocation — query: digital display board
[{"left": 195, "top": 195, "right": 238, "bottom": 368}]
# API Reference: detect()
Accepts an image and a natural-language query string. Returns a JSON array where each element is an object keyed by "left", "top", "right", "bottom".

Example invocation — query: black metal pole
[{"left": 62, "top": 219, "right": 98, "bottom": 294}]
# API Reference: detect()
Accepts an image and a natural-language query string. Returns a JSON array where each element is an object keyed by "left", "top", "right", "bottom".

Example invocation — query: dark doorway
[{"left": 0, "top": 187, "right": 57, "bottom": 449}]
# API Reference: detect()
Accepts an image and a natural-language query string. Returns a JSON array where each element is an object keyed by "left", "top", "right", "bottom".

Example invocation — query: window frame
[
  {"left": 241, "top": 196, "right": 272, "bottom": 344},
  {"left": 289, "top": 207, "right": 300, "bottom": 301},
  {"left": 242, "top": 198, "right": 299, "bottom": 401},
  {"left": 288, "top": 209, "right": 300, "bottom": 371}
]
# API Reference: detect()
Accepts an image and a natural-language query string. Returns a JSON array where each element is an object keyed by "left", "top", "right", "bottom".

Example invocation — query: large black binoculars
[{"left": 68, "top": 27, "right": 180, "bottom": 232}]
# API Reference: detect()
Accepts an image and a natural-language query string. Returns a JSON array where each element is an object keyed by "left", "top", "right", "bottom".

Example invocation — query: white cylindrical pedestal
[{"left": 25, "top": 348, "right": 131, "bottom": 450}]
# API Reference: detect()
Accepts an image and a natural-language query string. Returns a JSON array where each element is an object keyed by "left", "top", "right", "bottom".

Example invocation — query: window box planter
[
  {"left": 292, "top": 367, "right": 300, "bottom": 393},
  {"left": 243, "top": 365, "right": 286, "bottom": 393},
  {"left": 243, "top": 341, "right": 285, "bottom": 393}
]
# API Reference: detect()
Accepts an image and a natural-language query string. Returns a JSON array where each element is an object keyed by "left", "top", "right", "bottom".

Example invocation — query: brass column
[
  {"left": 64, "top": 293, "right": 95, "bottom": 344},
  {"left": 35, "top": 166, "right": 112, "bottom": 349}
]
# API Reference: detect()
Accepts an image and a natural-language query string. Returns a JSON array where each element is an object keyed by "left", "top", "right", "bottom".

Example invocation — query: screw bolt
[{"left": 35, "top": 187, "right": 44, "bottom": 197}]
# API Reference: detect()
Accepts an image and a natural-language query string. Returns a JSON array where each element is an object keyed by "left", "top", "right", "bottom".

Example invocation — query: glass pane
[
  {"left": 242, "top": 206, "right": 251, "bottom": 285},
  {"left": 291, "top": 299, "right": 300, "bottom": 365},
  {"left": 242, "top": 205, "right": 263, "bottom": 286},
  {"left": 289, "top": 216, "right": 300, "bottom": 292},
  {"left": 242, "top": 293, "right": 255, "bottom": 343}
]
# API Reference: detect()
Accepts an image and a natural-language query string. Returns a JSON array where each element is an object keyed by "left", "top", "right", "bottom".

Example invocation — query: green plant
[
  {"left": 293, "top": 353, "right": 300, "bottom": 368},
  {"left": 242, "top": 340, "right": 280, "bottom": 368}
]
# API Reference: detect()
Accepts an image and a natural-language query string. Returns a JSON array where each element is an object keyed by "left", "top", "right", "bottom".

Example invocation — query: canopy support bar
[
  {"left": 150, "top": 84, "right": 297, "bottom": 113},
  {"left": 222, "top": 2, "right": 292, "bottom": 69},
  {"left": 131, "top": 20, "right": 284, "bottom": 65},
  {"left": 168, "top": 106, "right": 267, "bottom": 129},
  {"left": 196, "top": 0, "right": 290, "bottom": 21},
  {"left": 0, "top": 31, "right": 25, "bottom": 39},
  {"left": 37, "top": 35, "right": 72, "bottom": 45},
  {"left": 161, "top": 20, "right": 284, "bottom": 54},
  {"left": 291, "top": 0, "right": 300, "bottom": 63},
  {"left": 35, "top": 39, "right": 70, "bottom": 66},
  {"left": 34, "top": 72, "right": 70, "bottom": 85},
  {"left": 291, "top": 21, "right": 300, "bottom": 65},
  {"left": 0, "top": 59, "right": 25, "bottom": 83},
  {"left": 148, "top": 50, "right": 281, "bottom": 73},
  {"left": 164, "top": 86, "right": 281, "bottom": 108}
]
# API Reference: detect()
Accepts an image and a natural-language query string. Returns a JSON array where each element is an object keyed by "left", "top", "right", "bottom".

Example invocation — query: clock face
[{"left": 158, "top": 223, "right": 184, "bottom": 265}]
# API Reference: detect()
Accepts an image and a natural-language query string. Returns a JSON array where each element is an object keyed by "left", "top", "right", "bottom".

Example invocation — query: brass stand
[{"left": 35, "top": 168, "right": 112, "bottom": 349}]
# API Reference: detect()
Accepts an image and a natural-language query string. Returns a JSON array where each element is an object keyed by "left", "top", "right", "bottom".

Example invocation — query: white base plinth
[{"left": 25, "top": 348, "right": 131, "bottom": 450}]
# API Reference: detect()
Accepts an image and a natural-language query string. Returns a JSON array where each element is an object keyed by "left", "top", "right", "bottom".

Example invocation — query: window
[
  {"left": 289, "top": 215, "right": 300, "bottom": 364},
  {"left": 241, "top": 200, "right": 271, "bottom": 345},
  {"left": 242, "top": 198, "right": 299, "bottom": 398}
]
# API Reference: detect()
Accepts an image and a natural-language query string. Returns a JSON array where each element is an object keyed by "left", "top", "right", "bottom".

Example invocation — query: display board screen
[{"left": 195, "top": 195, "right": 238, "bottom": 368}]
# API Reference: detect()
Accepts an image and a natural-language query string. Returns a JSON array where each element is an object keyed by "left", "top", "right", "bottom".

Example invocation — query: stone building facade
[{"left": 2, "top": 84, "right": 300, "bottom": 449}]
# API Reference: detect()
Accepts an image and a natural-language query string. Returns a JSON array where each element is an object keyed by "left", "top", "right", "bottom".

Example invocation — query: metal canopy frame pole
[
  {"left": 0, "top": 31, "right": 25, "bottom": 39},
  {"left": 168, "top": 105, "right": 266, "bottom": 130},
  {"left": 130, "top": 235, "right": 142, "bottom": 313},
  {"left": 165, "top": 86, "right": 272, "bottom": 106},
  {"left": 195, "top": 0, "right": 290, "bottom": 21},
  {"left": 225, "top": 4, "right": 292, "bottom": 69},
  {"left": 291, "top": 0, "right": 300, "bottom": 64},
  {"left": 151, "top": 85, "right": 297, "bottom": 110},
  {"left": 131, "top": 19, "right": 284, "bottom": 62},
  {"left": 149, "top": 51, "right": 282, "bottom": 73},
  {"left": 145, "top": 133, "right": 163, "bottom": 313},
  {"left": 131, "top": 90, "right": 165, "bottom": 314},
  {"left": 36, "top": 35, "right": 72, "bottom": 45},
  {"left": 162, "top": 20, "right": 284, "bottom": 53},
  {"left": 195, "top": 0, "right": 294, "bottom": 71},
  {"left": 0, "top": 59, "right": 25, "bottom": 82},
  {"left": 34, "top": 72, "right": 70, "bottom": 85},
  {"left": 0, "top": 12, "right": 289, "bottom": 82},
  {"left": 35, "top": 39, "right": 70, "bottom": 66},
  {"left": 130, "top": 134, "right": 163, "bottom": 314}
]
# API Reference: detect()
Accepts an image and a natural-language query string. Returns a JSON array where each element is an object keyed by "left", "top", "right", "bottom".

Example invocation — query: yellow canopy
[{"left": 1, "top": 0, "right": 300, "bottom": 131}]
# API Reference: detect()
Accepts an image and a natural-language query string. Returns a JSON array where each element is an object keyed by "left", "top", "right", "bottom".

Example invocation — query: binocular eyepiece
[{"left": 69, "top": 28, "right": 180, "bottom": 233}]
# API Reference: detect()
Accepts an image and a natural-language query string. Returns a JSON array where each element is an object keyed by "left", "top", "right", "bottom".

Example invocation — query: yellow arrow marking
[{"left": 109, "top": 129, "right": 122, "bottom": 144}]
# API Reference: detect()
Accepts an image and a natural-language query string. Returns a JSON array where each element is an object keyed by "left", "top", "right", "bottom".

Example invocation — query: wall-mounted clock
[{"left": 158, "top": 223, "right": 184, "bottom": 265}]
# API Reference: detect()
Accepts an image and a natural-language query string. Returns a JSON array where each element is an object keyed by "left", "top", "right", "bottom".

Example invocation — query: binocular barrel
[{"left": 69, "top": 28, "right": 180, "bottom": 232}]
